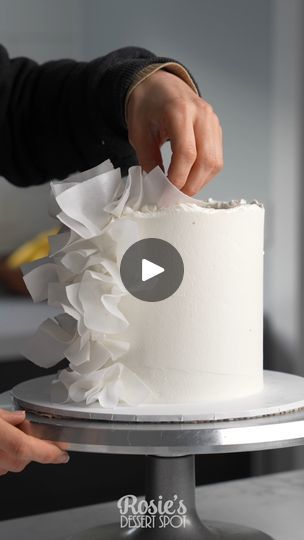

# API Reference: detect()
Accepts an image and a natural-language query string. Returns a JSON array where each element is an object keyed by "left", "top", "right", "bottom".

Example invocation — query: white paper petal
[
  {"left": 102, "top": 337, "right": 129, "bottom": 360},
  {"left": 55, "top": 313, "right": 78, "bottom": 337},
  {"left": 48, "top": 231, "right": 72, "bottom": 256},
  {"left": 57, "top": 210, "right": 98, "bottom": 239},
  {"left": 72, "top": 341, "right": 111, "bottom": 373},
  {"left": 58, "top": 159, "right": 114, "bottom": 186},
  {"left": 22, "top": 319, "right": 71, "bottom": 367},
  {"left": 23, "top": 263, "right": 58, "bottom": 302},
  {"left": 22, "top": 158, "right": 201, "bottom": 408},
  {"left": 60, "top": 249, "right": 98, "bottom": 274},
  {"left": 49, "top": 160, "right": 115, "bottom": 217},
  {"left": 107, "top": 218, "right": 139, "bottom": 262},
  {"left": 142, "top": 166, "right": 193, "bottom": 208},
  {"left": 65, "top": 336, "right": 90, "bottom": 366},
  {"left": 56, "top": 169, "right": 123, "bottom": 235},
  {"left": 97, "top": 380, "right": 122, "bottom": 408},
  {"left": 104, "top": 175, "right": 131, "bottom": 217},
  {"left": 127, "top": 166, "right": 144, "bottom": 210}
]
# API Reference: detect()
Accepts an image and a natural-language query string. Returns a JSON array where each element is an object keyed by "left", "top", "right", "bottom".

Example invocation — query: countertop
[{"left": 0, "top": 468, "right": 302, "bottom": 539}]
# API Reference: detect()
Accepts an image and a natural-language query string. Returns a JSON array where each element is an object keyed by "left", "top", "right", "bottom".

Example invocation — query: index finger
[
  {"left": 0, "top": 418, "right": 69, "bottom": 464},
  {"left": 20, "top": 418, "right": 70, "bottom": 451},
  {"left": 166, "top": 111, "right": 197, "bottom": 190}
]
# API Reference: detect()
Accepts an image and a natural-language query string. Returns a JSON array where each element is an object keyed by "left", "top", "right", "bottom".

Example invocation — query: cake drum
[
  {"left": 11, "top": 370, "right": 304, "bottom": 540},
  {"left": 11, "top": 370, "right": 304, "bottom": 423}
]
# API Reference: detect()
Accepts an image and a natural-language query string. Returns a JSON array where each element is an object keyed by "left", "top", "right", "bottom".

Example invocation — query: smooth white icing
[{"left": 114, "top": 203, "right": 264, "bottom": 403}]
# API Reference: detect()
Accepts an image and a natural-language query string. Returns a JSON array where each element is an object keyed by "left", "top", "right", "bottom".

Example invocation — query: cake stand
[{"left": 11, "top": 370, "right": 304, "bottom": 540}]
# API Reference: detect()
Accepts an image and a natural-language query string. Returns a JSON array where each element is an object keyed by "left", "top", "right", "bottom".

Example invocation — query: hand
[
  {"left": 126, "top": 69, "right": 223, "bottom": 196},
  {"left": 0, "top": 409, "right": 69, "bottom": 476}
]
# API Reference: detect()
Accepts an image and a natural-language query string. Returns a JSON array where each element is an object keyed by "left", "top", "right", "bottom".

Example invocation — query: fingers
[
  {"left": 0, "top": 417, "right": 70, "bottom": 467},
  {"left": 16, "top": 433, "right": 70, "bottom": 465},
  {"left": 0, "top": 409, "right": 26, "bottom": 426},
  {"left": 126, "top": 70, "right": 223, "bottom": 194},
  {"left": 182, "top": 111, "right": 223, "bottom": 196},
  {"left": 166, "top": 104, "right": 197, "bottom": 190},
  {"left": 129, "top": 130, "right": 164, "bottom": 174},
  {"left": 0, "top": 450, "right": 29, "bottom": 473},
  {"left": 15, "top": 418, "right": 71, "bottom": 453},
  {"left": 20, "top": 420, "right": 70, "bottom": 452}
]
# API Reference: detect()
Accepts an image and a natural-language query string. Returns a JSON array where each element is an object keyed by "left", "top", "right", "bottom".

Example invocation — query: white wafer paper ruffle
[{"left": 21, "top": 159, "right": 195, "bottom": 407}]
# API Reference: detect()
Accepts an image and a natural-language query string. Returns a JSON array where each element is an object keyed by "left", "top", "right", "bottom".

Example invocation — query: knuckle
[
  {"left": 199, "top": 100, "right": 213, "bottom": 114},
  {"left": 165, "top": 97, "right": 191, "bottom": 118},
  {"left": 10, "top": 460, "right": 27, "bottom": 473},
  {"left": 185, "top": 186, "right": 197, "bottom": 196},
  {"left": 173, "top": 181, "right": 185, "bottom": 190},
  {"left": 212, "top": 157, "right": 224, "bottom": 173},
  {"left": 204, "top": 154, "right": 219, "bottom": 170},
  {"left": 11, "top": 439, "right": 28, "bottom": 461},
  {"left": 176, "top": 97, "right": 191, "bottom": 114},
  {"left": 217, "top": 159, "right": 224, "bottom": 172},
  {"left": 179, "top": 146, "right": 197, "bottom": 163},
  {"left": 39, "top": 447, "right": 58, "bottom": 464}
]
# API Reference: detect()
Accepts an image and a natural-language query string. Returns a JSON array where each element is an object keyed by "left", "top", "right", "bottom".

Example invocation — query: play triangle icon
[{"left": 141, "top": 258, "right": 165, "bottom": 282}]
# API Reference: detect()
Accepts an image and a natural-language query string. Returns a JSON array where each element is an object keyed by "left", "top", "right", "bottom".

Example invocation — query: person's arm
[{"left": 0, "top": 45, "right": 199, "bottom": 187}]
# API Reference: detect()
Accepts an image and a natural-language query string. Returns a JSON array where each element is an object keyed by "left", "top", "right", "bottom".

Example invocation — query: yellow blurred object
[{"left": 6, "top": 227, "right": 60, "bottom": 269}]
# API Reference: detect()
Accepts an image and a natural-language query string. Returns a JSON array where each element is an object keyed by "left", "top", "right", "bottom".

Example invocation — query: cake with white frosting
[
  {"left": 22, "top": 161, "right": 265, "bottom": 407},
  {"left": 115, "top": 201, "right": 264, "bottom": 403}
]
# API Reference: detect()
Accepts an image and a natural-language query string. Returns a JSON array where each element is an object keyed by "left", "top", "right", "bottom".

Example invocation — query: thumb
[{"left": 0, "top": 409, "right": 26, "bottom": 426}]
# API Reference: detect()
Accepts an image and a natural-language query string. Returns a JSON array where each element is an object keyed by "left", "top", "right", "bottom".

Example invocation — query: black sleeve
[{"left": 0, "top": 45, "right": 199, "bottom": 187}]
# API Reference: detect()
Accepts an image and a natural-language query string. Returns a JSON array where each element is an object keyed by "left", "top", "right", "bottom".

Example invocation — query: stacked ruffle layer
[{"left": 22, "top": 160, "right": 195, "bottom": 407}]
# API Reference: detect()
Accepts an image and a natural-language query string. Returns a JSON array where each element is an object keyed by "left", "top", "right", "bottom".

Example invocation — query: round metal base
[{"left": 67, "top": 520, "right": 273, "bottom": 539}]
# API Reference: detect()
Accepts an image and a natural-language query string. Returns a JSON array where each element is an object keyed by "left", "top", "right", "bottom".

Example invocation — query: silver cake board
[
  {"left": 11, "top": 370, "right": 304, "bottom": 423},
  {"left": 11, "top": 370, "right": 304, "bottom": 540}
]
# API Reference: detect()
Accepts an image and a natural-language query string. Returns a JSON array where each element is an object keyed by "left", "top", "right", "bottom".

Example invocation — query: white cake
[
  {"left": 22, "top": 162, "right": 265, "bottom": 407},
  {"left": 115, "top": 201, "right": 264, "bottom": 403}
]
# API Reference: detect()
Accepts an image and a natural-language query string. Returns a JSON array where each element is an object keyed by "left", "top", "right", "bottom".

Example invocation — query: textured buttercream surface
[{"left": 116, "top": 202, "right": 265, "bottom": 403}]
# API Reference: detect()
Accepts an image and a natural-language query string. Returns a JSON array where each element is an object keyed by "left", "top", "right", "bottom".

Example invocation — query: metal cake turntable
[{"left": 11, "top": 369, "right": 304, "bottom": 539}]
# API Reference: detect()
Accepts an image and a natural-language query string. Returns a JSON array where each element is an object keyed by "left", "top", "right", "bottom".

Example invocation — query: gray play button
[{"left": 120, "top": 238, "right": 184, "bottom": 302}]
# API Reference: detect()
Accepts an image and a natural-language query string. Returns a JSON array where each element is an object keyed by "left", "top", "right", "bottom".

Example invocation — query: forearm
[{"left": 0, "top": 45, "right": 198, "bottom": 187}]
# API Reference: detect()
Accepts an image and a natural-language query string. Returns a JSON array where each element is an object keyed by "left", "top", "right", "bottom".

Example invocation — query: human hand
[
  {"left": 0, "top": 409, "right": 69, "bottom": 476},
  {"left": 126, "top": 69, "right": 223, "bottom": 196}
]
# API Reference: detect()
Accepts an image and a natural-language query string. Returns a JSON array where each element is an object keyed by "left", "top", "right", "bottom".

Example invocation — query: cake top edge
[{"left": 123, "top": 199, "right": 264, "bottom": 216}]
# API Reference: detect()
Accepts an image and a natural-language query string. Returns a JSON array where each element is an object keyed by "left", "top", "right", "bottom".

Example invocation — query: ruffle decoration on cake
[{"left": 21, "top": 159, "right": 201, "bottom": 407}]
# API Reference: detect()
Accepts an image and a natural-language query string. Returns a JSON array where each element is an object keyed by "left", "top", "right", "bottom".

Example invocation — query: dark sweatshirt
[{"left": 0, "top": 45, "right": 198, "bottom": 187}]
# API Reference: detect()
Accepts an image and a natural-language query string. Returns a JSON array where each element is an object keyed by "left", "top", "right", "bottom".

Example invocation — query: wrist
[{"left": 125, "top": 62, "right": 199, "bottom": 124}]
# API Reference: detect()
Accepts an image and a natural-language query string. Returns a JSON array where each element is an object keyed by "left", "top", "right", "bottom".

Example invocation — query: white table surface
[{"left": 0, "top": 468, "right": 302, "bottom": 540}]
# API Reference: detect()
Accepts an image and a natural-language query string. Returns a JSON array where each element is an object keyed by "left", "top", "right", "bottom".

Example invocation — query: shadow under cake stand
[{"left": 11, "top": 369, "right": 304, "bottom": 540}]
